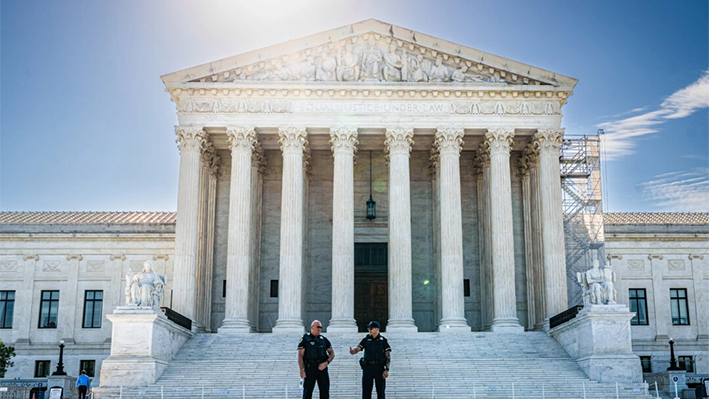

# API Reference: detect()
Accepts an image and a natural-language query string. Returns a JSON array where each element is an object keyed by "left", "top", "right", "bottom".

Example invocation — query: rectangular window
[
  {"left": 39, "top": 290, "right": 59, "bottom": 329},
  {"left": 629, "top": 289, "right": 648, "bottom": 325},
  {"left": 0, "top": 291, "right": 15, "bottom": 329},
  {"left": 670, "top": 289, "right": 690, "bottom": 325},
  {"left": 270, "top": 280, "right": 278, "bottom": 298},
  {"left": 79, "top": 360, "right": 96, "bottom": 377},
  {"left": 678, "top": 356, "right": 694, "bottom": 373},
  {"left": 82, "top": 290, "right": 103, "bottom": 328},
  {"left": 35, "top": 360, "right": 51, "bottom": 378},
  {"left": 463, "top": 279, "right": 471, "bottom": 297},
  {"left": 639, "top": 356, "right": 652, "bottom": 373}
]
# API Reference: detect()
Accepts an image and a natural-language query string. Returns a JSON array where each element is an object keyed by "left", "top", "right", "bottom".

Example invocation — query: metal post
[
  {"left": 512, "top": 382, "right": 515, "bottom": 399},
  {"left": 473, "top": 382, "right": 476, "bottom": 399},
  {"left": 644, "top": 381, "right": 648, "bottom": 396},
  {"left": 616, "top": 382, "right": 619, "bottom": 399},
  {"left": 583, "top": 381, "right": 586, "bottom": 399},
  {"left": 432, "top": 383, "right": 434, "bottom": 398},
  {"left": 668, "top": 338, "right": 681, "bottom": 370},
  {"left": 161, "top": 385, "right": 164, "bottom": 399},
  {"left": 201, "top": 385, "right": 204, "bottom": 399},
  {"left": 674, "top": 381, "right": 680, "bottom": 399},
  {"left": 243, "top": 384, "right": 246, "bottom": 399},
  {"left": 119, "top": 386, "right": 123, "bottom": 399},
  {"left": 542, "top": 384, "right": 545, "bottom": 399},
  {"left": 285, "top": 385, "right": 288, "bottom": 399},
  {"left": 655, "top": 381, "right": 660, "bottom": 399}
]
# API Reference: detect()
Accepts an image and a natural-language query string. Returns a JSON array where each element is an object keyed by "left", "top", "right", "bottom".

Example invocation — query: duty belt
[{"left": 365, "top": 360, "right": 382, "bottom": 365}]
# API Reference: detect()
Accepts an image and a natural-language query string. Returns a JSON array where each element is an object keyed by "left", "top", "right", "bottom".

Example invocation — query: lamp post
[
  {"left": 366, "top": 150, "right": 376, "bottom": 220},
  {"left": 667, "top": 337, "right": 681, "bottom": 371},
  {"left": 52, "top": 339, "right": 67, "bottom": 376}
]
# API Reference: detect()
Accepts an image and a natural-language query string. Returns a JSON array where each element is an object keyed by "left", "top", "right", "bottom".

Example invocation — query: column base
[
  {"left": 385, "top": 319, "right": 418, "bottom": 334},
  {"left": 490, "top": 317, "right": 524, "bottom": 333},
  {"left": 438, "top": 318, "right": 470, "bottom": 333},
  {"left": 326, "top": 318, "right": 358, "bottom": 333},
  {"left": 272, "top": 318, "right": 304, "bottom": 334},
  {"left": 218, "top": 318, "right": 252, "bottom": 334}
]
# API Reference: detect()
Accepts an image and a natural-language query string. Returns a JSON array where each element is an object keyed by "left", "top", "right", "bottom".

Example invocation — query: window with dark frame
[
  {"left": 270, "top": 280, "right": 278, "bottom": 298},
  {"left": 678, "top": 356, "right": 694, "bottom": 373},
  {"left": 79, "top": 360, "right": 96, "bottom": 377},
  {"left": 639, "top": 356, "right": 652, "bottom": 373},
  {"left": 39, "top": 290, "right": 59, "bottom": 329},
  {"left": 629, "top": 289, "right": 648, "bottom": 325},
  {"left": 82, "top": 290, "right": 103, "bottom": 328},
  {"left": 35, "top": 360, "right": 51, "bottom": 378},
  {"left": 0, "top": 291, "right": 15, "bottom": 329},
  {"left": 463, "top": 279, "right": 470, "bottom": 297},
  {"left": 670, "top": 288, "right": 690, "bottom": 325}
]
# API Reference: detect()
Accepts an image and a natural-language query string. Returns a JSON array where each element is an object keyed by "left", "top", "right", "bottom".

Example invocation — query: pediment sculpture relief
[
  {"left": 577, "top": 259, "right": 617, "bottom": 307},
  {"left": 124, "top": 260, "right": 167, "bottom": 309},
  {"left": 191, "top": 35, "right": 549, "bottom": 85}
]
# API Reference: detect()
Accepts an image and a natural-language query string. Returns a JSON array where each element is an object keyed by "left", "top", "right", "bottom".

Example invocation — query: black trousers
[
  {"left": 362, "top": 365, "right": 385, "bottom": 399},
  {"left": 77, "top": 385, "right": 88, "bottom": 399},
  {"left": 303, "top": 364, "right": 329, "bottom": 399}
]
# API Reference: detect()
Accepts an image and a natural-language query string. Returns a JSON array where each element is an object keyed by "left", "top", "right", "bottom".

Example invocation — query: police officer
[
  {"left": 349, "top": 321, "right": 391, "bottom": 399},
  {"left": 297, "top": 320, "right": 335, "bottom": 399}
]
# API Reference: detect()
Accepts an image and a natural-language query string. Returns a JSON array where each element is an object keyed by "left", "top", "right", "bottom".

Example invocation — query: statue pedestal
[
  {"left": 98, "top": 308, "right": 194, "bottom": 387},
  {"left": 549, "top": 305, "right": 642, "bottom": 383}
]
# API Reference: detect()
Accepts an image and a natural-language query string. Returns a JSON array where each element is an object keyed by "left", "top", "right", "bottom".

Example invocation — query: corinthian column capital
[
  {"left": 533, "top": 128, "right": 564, "bottom": 155},
  {"left": 278, "top": 127, "right": 308, "bottom": 155},
  {"left": 435, "top": 128, "right": 465, "bottom": 156},
  {"left": 484, "top": 128, "right": 514, "bottom": 155},
  {"left": 384, "top": 128, "right": 414, "bottom": 156},
  {"left": 175, "top": 126, "right": 206, "bottom": 153},
  {"left": 226, "top": 127, "right": 257, "bottom": 154},
  {"left": 329, "top": 128, "right": 359, "bottom": 155}
]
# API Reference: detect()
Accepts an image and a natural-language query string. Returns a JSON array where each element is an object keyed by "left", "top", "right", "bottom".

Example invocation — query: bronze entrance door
[{"left": 354, "top": 243, "right": 388, "bottom": 332}]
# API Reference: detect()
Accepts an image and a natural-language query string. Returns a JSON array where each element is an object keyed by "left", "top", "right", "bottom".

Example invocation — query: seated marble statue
[
  {"left": 125, "top": 260, "right": 167, "bottom": 308},
  {"left": 577, "top": 259, "right": 605, "bottom": 306}
]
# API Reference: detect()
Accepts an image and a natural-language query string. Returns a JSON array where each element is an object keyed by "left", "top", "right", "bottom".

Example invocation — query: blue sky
[{"left": 1, "top": 0, "right": 707, "bottom": 212}]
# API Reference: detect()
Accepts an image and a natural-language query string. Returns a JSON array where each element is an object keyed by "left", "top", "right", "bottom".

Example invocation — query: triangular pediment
[{"left": 162, "top": 19, "right": 577, "bottom": 89}]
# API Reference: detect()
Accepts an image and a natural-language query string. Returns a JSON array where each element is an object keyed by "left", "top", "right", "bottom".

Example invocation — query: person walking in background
[
  {"left": 349, "top": 321, "right": 391, "bottom": 399},
  {"left": 297, "top": 320, "right": 335, "bottom": 399},
  {"left": 75, "top": 370, "right": 91, "bottom": 399}
]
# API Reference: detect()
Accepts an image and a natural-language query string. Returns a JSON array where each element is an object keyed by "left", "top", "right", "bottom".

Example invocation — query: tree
[{"left": 0, "top": 339, "right": 16, "bottom": 378}]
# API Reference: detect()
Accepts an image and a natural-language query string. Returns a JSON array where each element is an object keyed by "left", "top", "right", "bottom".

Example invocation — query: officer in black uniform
[
  {"left": 349, "top": 321, "right": 391, "bottom": 399},
  {"left": 297, "top": 320, "right": 335, "bottom": 399}
]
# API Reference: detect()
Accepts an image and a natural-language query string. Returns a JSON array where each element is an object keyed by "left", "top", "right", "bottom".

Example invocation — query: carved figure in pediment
[
  {"left": 403, "top": 54, "right": 427, "bottom": 82},
  {"left": 296, "top": 56, "right": 317, "bottom": 81},
  {"left": 382, "top": 43, "right": 403, "bottom": 82},
  {"left": 336, "top": 43, "right": 360, "bottom": 82},
  {"left": 274, "top": 63, "right": 293, "bottom": 81},
  {"left": 361, "top": 38, "right": 383, "bottom": 81},
  {"left": 125, "top": 260, "right": 166, "bottom": 309},
  {"left": 429, "top": 56, "right": 449, "bottom": 82},
  {"left": 316, "top": 53, "right": 337, "bottom": 81},
  {"left": 451, "top": 65, "right": 486, "bottom": 83}
]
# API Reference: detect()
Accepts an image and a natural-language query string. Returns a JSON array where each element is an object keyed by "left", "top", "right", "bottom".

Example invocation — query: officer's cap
[{"left": 367, "top": 321, "right": 380, "bottom": 329}]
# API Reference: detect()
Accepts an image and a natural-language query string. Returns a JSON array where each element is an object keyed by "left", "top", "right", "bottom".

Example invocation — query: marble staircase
[{"left": 96, "top": 331, "right": 651, "bottom": 398}]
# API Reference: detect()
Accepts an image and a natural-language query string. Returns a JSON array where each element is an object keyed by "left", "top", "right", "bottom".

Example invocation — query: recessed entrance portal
[{"left": 354, "top": 243, "right": 388, "bottom": 332}]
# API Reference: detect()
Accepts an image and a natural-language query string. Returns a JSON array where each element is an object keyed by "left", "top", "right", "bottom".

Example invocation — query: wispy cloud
[
  {"left": 597, "top": 70, "right": 709, "bottom": 160},
  {"left": 637, "top": 168, "right": 709, "bottom": 211}
]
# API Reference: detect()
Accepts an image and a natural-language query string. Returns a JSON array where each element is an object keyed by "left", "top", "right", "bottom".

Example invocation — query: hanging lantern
[{"left": 366, "top": 150, "right": 376, "bottom": 220}]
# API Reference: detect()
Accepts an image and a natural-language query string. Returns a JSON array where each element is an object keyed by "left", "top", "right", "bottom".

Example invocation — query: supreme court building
[{"left": 1, "top": 19, "right": 707, "bottom": 385}]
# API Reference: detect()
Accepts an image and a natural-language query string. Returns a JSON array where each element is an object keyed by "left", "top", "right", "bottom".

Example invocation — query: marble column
[
  {"left": 248, "top": 144, "right": 265, "bottom": 332},
  {"left": 173, "top": 126, "right": 205, "bottom": 321},
  {"left": 474, "top": 145, "right": 493, "bottom": 331},
  {"left": 273, "top": 127, "right": 308, "bottom": 333},
  {"left": 384, "top": 127, "right": 418, "bottom": 333},
  {"left": 435, "top": 128, "right": 470, "bottom": 332},
  {"left": 219, "top": 127, "right": 256, "bottom": 334},
  {"left": 689, "top": 254, "right": 707, "bottom": 339},
  {"left": 519, "top": 155, "right": 535, "bottom": 330},
  {"left": 202, "top": 151, "right": 220, "bottom": 332},
  {"left": 528, "top": 147, "right": 546, "bottom": 330},
  {"left": 193, "top": 142, "right": 215, "bottom": 332},
  {"left": 327, "top": 128, "right": 359, "bottom": 333},
  {"left": 485, "top": 128, "right": 523, "bottom": 332},
  {"left": 533, "top": 129, "right": 568, "bottom": 321},
  {"left": 429, "top": 146, "right": 442, "bottom": 328}
]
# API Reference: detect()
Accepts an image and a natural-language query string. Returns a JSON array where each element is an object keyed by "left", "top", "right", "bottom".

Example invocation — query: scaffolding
[{"left": 560, "top": 132, "right": 605, "bottom": 306}]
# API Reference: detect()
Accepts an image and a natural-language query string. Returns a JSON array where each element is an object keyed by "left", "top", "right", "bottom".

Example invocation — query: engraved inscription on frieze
[
  {"left": 189, "top": 35, "right": 551, "bottom": 86},
  {"left": 627, "top": 259, "right": 645, "bottom": 271},
  {"left": 668, "top": 259, "right": 686, "bottom": 271},
  {"left": 0, "top": 260, "right": 18, "bottom": 272}
]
